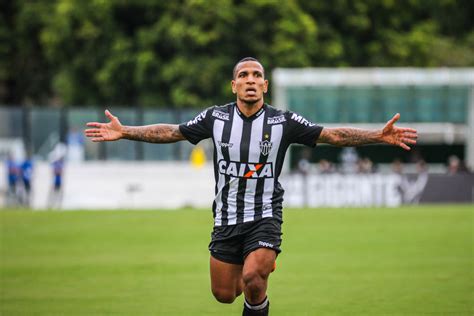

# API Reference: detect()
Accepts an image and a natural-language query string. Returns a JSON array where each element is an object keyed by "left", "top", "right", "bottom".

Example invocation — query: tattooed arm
[
  {"left": 122, "top": 124, "right": 185, "bottom": 143},
  {"left": 85, "top": 110, "right": 186, "bottom": 143},
  {"left": 318, "top": 128, "right": 382, "bottom": 146},
  {"left": 317, "top": 113, "right": 418, "bottom": 151}
]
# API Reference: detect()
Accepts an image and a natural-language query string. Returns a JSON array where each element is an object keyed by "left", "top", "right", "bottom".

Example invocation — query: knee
[
  {"left": 212, "top": 288, "right": 237, "bottom": 304},
  {"left": 242, "top": 270, "right": 267, "bottom": 290}
]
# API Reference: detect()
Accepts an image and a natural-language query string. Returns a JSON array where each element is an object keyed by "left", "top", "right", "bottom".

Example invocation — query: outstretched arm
[
  {"left": 85, "top": 110, "right": 186, "bottom": 143},
  {"left": 317, "top": 113, "right": 418, "bottom": 150}
]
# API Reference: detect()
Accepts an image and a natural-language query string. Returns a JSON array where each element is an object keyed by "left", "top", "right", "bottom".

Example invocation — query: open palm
[
  {"left": 381, "top": 113, "right": 418, "bottom": 150},
  {"left": 85, "top": 110, "right": 123, "bottom": 142}
]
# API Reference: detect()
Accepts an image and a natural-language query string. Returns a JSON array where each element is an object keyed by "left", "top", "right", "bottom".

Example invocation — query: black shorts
[{"left": 208, "top": 217, "right": 283, "bottom": 265}]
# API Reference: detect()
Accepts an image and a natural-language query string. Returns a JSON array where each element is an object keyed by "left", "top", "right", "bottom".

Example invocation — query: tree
[{"left": 1, "top": 0, "right": 473, "bottom": 107}]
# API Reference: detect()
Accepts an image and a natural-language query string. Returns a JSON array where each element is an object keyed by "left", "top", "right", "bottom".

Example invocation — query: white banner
[{"left": 281, "top": 174, "right": 404, "bottom": 207}]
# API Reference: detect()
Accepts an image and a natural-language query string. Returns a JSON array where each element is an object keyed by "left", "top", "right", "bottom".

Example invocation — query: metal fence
[{"left": 0, "top": 107, "right": 205, "bottom": 161}]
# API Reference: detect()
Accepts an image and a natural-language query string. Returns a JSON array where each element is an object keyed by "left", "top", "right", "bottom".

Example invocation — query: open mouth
[{"left": 246, "top": 88, "right": 257, "bottom": 93}]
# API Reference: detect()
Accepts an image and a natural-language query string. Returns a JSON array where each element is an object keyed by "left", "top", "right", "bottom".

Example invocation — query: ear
[
  {"left": 263, "top": 79, "right": 269, "bottom": 93},
  {"left": 231, "top": 80, "right": 237, "bottom": 94}
]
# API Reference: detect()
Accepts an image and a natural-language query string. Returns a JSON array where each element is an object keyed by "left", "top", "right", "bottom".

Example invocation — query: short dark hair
[{"left": 233, "top": 57, "right": 264, "bottom": 79}]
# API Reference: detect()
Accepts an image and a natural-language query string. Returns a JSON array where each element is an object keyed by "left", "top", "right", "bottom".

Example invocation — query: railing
[{"left": 0, "top": 107, "right": 205, "bottom": 161}]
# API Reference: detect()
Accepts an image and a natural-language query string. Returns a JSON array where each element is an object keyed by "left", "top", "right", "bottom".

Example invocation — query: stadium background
[{"left": 1, "top": 1, "right": 473, "bottom": 315}]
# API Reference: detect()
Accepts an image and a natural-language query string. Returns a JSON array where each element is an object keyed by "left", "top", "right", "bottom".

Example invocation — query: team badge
[{"left": 259, "top": 140, "right": 273, "bottom": 156}]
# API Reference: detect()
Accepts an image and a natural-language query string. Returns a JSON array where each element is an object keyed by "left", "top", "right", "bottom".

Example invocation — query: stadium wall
[
  {"left": 1, "top": 163, "right": 472, "bottom": 210},
  {"left": 0, "top": 162, "right": 215, "bottom": 210}
]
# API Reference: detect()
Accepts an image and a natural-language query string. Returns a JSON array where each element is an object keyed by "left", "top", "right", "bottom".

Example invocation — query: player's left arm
[{"left": 316, "top": 113, "right": 418, "bottom": 151}]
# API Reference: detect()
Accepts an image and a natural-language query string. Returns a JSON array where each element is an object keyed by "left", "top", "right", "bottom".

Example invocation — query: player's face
[{"left": 231, "top": 61, "right": 268, "bottom": 105}]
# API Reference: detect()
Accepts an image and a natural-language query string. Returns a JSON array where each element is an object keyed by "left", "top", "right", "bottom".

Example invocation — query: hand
[
  {"left": 85, "top": 110, "right": 124, "bottom": 142},
  {"left": 381, "top": 113, "right": 418, "bottom": 150}
]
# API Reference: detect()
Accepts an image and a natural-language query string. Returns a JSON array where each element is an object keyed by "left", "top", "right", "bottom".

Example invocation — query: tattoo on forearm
[
  {"left": 122, "top": 124, "right": 185, "bottom": 143},
  {"left": 319, "top": 128, "right": 381, "bottom": 146}
]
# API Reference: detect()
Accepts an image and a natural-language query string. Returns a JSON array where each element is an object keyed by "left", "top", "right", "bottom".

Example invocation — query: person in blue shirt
[
  {"left": 20, "top": 156, "right": 33, "bottom": 207},
  {"left": 48, "top": 157, "right": 64, "bottom": 209},
  {"left": 6, "top": 153, "right": 19, "bottom": 206}
]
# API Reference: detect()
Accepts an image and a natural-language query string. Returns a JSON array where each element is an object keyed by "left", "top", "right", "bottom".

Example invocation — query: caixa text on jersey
[{"left": 218, "top": 160, "right": 274, "bottom": 179}]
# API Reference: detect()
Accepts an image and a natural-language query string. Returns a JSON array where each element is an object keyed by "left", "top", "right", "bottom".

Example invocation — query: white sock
[{"left": 244, "top": 296, "right": 269, "bottom": 311}]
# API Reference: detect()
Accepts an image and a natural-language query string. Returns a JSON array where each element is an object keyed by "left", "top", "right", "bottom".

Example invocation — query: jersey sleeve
[
  {"left": 285, "top": 111, "right": 324, "bottom": 147},
  {"left": 178, "top": 107, "right": 214, "bottom": 145}
]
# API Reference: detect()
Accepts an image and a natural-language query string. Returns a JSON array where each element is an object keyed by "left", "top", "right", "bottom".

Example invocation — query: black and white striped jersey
[{"left": 179, "top": 102, "right": 323, "bottom": 227}]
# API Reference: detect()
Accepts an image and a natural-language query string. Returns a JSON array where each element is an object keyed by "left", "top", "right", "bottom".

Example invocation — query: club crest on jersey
[
  {"left": 259, "top": 140, "right": 272, "bottom": 156},
  {"left": 218, "top": 160, "right": 273, "bottom": 178}
]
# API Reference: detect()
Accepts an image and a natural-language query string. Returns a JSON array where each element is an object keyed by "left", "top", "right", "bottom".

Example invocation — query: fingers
[
  {"left": 387, "top": 113, "right": 400, "bottom": 126},
  {"left": 398, "top": 130, "right": 417, "bottom": 150},
  {"left": 400, "top": 127, "right": 417, "bottom": 133},
  {"left": 402, "top": 138, "right": 417, "bottom": 145},
  {"left": 105, "top": 109, "right": 115, "bottom": 121},
  {"left": 84, "top": 110, "right": 116, "bottom": 142},
  {"left": 84, "top": 128, "right": 101, "bottom": 134},
  {"left": 86, "top": 122, "right": 102, "bottom": 128},
  {"left": 398, "top": 134, "right": 417, "bottom": 150},
  {"left": 403, "top": 132, "right": 418, "bottom": 139},
  {"left": 85, "top": 129, "right": 105, "bottom": 142},
  {"left": 383, "top": 115, "right": 417, "bottom": 151},
  {"left": 399, "top": 142, "right": 411, "bottom": 151},
  {"left": 84, "top": 128, "right": 104, "bottom": 139}
]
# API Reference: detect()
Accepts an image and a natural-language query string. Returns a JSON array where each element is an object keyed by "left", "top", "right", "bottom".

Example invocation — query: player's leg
[
  {"left": 241, "top": 218, "right": 282, "bottom": 315},
  {"left": 241, "top": 248, "right": 275, "bottom": 315},
  {"left": 208, "top": 227, "right": 245, "bottom": 304},
  {"left": 210, "top": 256, "right": 243, "bottom": 303}
]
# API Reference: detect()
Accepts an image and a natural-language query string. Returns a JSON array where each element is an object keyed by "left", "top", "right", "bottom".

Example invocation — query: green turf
[{"left": 1, "top": 205, "right": 472, "bottom": 315}]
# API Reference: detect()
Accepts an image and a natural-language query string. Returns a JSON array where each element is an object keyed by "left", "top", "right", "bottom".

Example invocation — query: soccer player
[{"left": 85, "top": 57, "right": 418, "bottom": 315}]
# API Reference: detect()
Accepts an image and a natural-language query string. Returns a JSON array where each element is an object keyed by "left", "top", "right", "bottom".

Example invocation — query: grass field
[{"left": 1, "top": 205, "right": 472, "bottom": 315}]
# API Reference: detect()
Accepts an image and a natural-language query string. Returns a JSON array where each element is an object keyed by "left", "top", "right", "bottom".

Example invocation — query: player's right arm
[{"left": 85, "top": 110, "right": 186, "bottom": 143}]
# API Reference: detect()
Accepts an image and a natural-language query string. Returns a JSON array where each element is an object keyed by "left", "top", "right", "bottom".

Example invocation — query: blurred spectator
[
  {"left": 391, "top": 158, "right": 403, "bottom": 174},
  {"left": 408, "top": 148, "right": 423, "bottom": 163},
  {"left": 67, "top": 128, "right": 85, "bottom": 162},
  {"left": 416, "top": 159, "right": 428, "bottom": 174},
  {"left": 190, "top": 145, "right": 207, "bottom": 168},
  {"left": 447, "top": 155, "right": 460, "bottom": 174},
  {"left": 49, "top": 142, "right": 67, "bottom": 163},
  {"left": 48, "top": 157, "right": 64, "bottom": 209},
  {"left": 358, "top": 157, "right": 374, "bottom": 174},
  {"left": 399, "top": 159, "right": 429, "bottom": 204},
  {"left": 297, "top": 149, "right": 312, "bottom": 207},
  {"left": 339, "top": 147, "right": 358, "bottom": 173},
  {"left": 5, "top": 152, "right": 20, "bottom": 207},
  {"left": 19, "top": 155, "right": 33, "bottom": 207},
  {"left": 297, "top": 148, "right": 312, "bottom": 175},
  {"left": 459, "top": 161, "right": 471, "bottom": 173},
  {"left": 318, "top": 159, "right": 335, "bottom": 174},
  {"left": 447, "top": 155, "right": 470, "bottom": 174}
]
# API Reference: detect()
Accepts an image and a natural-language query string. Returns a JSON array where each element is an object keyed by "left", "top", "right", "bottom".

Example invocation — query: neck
[{"left": 236, "top": 99, "right": 264, "bottom": 117}]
